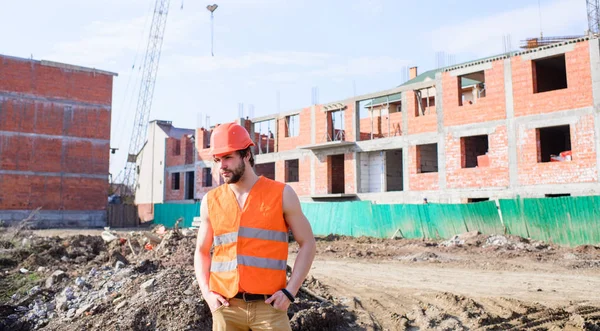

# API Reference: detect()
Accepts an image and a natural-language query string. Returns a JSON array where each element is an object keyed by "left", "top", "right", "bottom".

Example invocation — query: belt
[{"left": 232, "top": 292, "right": 269, "bottom": 302}]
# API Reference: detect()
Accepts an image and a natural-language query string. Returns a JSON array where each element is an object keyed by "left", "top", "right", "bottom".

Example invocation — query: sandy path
[
  {"left": 304, "top": 257, "right": 600, "bottom": 330},
  {"left": 309, "top": 258, "right": 600, "bottom": 305}
]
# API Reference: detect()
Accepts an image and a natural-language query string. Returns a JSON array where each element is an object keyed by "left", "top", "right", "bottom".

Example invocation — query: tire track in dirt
[{"left": 308, "top": 259, "right": 600, "bottom": 330}]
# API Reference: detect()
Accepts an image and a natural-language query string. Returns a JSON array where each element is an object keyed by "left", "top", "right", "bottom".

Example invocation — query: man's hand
[
  {"left": 205, "top": 291, "right": 229, "bottom": 312},
  {"left": 265, "top": 290, "right": 293, "bottom": 311}
]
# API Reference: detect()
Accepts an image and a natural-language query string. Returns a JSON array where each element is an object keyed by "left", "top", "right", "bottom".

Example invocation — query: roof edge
[
  {"left": 443, "top": 36, "right": 591, "bottom": 73},
  {"left": 41, "top": 60, "right": 118, "bottom": 76}
]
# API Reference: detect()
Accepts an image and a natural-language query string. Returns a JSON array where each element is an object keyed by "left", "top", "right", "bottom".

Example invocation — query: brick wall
[
  {"left": 445, "top": 126, "right": 510, "bottom": 189},
  {"left": 274, "top": 157, "right": 310, "bottom": 196},
  {"left": 359, "top": 117, "right": 383, "bottom": 139},
  {"left": 314, "top": 153, "right": 328, "bottom": 195},
  {"left": 277, "top": 108, "right": 312, "bottom": 152},
  {"left": 0, "top": 55, "right": 114, "bottom": 212},
  {"left": 165, "top": 136, "right": 194, "bottom": 167},
  {"left": 409, "top": 145, "right": 439, "bottom": 191},
  {"left": 344, "top": 153, "right": 356, "bottom": 194},
  {"left": 195, "top": 164, "right": 218, "bottom": 200},
  {"left": 165, "top": 171, "right": 185, "bottom": 201},
  {"left": 407, "top": 90, "right": 438, "bottom": 134},
  {"left": 512, "top": 42, "right": 593, "bottom": 117},
  {"left": 344, "top": 103, "right": 356, "bottom": 141},
  {"left": 0, "top": 58, "right": 113, "bottom": 106},
  {"left": 358, "top": 105, "right": 402, "bottom": 139},
  {"left": 0, "top": 176, "right": 108, "bottom": 210},
  {"left": 517, "top": 114, "right": 597, "bottom": 185},
  {"left": 443, "top": 60, "right": 506, "bottom": 126}
]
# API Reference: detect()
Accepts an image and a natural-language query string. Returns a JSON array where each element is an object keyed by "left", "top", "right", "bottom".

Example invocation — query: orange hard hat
[{"left": 209, "top": 122, "right": 255, "bottom": 156}]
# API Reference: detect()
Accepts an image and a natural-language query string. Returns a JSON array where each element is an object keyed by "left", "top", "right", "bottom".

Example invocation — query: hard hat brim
[{"left": 210, "top": 141, "right": 255, "bottom": 157}]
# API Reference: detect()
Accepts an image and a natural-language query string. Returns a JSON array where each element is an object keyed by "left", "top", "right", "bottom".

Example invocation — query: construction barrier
[
  {"left": 149, "top": 195, "right": 600, "bottom": 246},
  {"left": 499, "top": 196, "right": 600, "bottom": 247},
  {"left": 300, "top": 201, "right": 503, "bottom": 240},
  {"left": 153, "top": 202, "right": 200, "bottom": 228}
]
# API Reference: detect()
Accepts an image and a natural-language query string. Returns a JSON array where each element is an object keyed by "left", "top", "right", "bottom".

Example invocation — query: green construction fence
[
  {"left": 150, "top": 195, "right": 600, "bottom": 246},
  {"left": 153, "top": 202, "right": 200, "bottom": 228}
]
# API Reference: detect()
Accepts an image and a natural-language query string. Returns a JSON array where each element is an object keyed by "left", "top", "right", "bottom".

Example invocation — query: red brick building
[
  {"left": 0, "top": 55, "right": 117, "bottom": 226},
  {"left": 158, "top": 37, "right": 600, "bottom": 205}
]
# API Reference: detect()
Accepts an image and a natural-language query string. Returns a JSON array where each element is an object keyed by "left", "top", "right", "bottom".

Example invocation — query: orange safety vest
[{"left": 207, "top": 176, "right": 288, "bottom": 298}]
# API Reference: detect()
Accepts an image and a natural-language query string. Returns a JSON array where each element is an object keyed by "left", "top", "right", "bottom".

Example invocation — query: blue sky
[{"left": 0, "top": 0, "right": 587, "bottom": 176}]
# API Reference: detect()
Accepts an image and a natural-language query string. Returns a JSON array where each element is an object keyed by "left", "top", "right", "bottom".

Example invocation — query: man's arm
[
  {"left": 194, "top": 194, "right": 229, "bottom": 311},
  {"left": 266, "top": 185, "right": 316, "bottom": 310}
]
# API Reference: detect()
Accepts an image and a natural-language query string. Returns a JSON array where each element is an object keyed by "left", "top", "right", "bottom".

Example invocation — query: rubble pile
[
  {"left": 482, "top": 234, "right": 550, "bottom": 251},
  {"left": 437, "top": 231, "right": 550, "bottom": 252},
  {"left": 0, "top": 226, "right": 355, "bottom": 331}
]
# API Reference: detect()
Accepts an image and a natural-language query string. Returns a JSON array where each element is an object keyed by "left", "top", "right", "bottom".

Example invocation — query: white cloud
[
  {"left": 43, "top": 2, "right": 212, "bottom": 70},
  {"left": 262, "top": 55, "right": 408, "bottom": 83},
  {"left": 160, "top": 52, "right": 408, "bottom": 83},
  {"left": 430, "top": 0, "right": 586, "bottom": 57},
  {"left": 45, "top": 15, "right": 148, "bottom": 69},
  {"left": 311, "top": 56, "right": 409, "bottom": 77},
  {"left": 162, "top": 51, "right": 332, "bottom": 75}
]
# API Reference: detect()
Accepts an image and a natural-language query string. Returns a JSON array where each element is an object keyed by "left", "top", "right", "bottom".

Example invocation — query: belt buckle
[{"left": 242, "top": 292, "right": 248, "bottom": 302}]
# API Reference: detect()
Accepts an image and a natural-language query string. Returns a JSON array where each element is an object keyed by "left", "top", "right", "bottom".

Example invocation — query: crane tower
[{"left": 121, "top": 0, "right": 171, "bottom": 198}]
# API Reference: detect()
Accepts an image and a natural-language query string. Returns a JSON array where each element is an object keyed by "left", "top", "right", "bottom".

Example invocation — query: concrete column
[
  {"left": 352, "top": 100, "right": 361, "bottom": 194},
  {"left": 402, "top": 147, "right": 409, "bottom": 193},
  {"left": 435, "top": 73, "right": 447, "bottom": 190},
  {"left": 310, "top": 105, "right": 316, "bottom": 195},
  {"left": 401, "top": 92, "right": 410, "bottom": 194},
  {"left": 381, "top": 150, "right": 387, "bottom": 192},
  {"left": 273, "top": 118, "right": 279, "bottom": 153},
  {"left": 354, "top": 152, "right": 361, "bottom": 194},
  {"left": 353, "top": 100, "right": 360, "bottom": 142},
  {"left": 504, "top": 58, "right": 518, "bottom": 188},
  {"left": 589, "top": 38, "right": 600, "bottom": 182},
  {"left": 401, "top": 92, "right": 408, "bottom": 135}
]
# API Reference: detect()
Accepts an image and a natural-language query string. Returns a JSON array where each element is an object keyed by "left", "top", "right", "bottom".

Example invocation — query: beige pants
[{"left": 211, "top": 298, "right": 291, "bottom": 331}]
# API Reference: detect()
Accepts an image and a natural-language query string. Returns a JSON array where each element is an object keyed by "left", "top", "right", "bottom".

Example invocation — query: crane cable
[{"left": 207, "top": 4, "right": 218, "bottom": 56}]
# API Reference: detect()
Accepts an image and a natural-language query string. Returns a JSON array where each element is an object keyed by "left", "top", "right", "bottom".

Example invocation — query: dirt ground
[
  {"left": 296, "top": 233, "right": 600, "bottom": 330},
  {"left": 1, "top": 226, "right": 599, "bottom": 330}
]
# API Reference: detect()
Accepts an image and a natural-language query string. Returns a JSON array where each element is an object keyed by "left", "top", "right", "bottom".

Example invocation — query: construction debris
[{"left": 0, "top": 226, "right": 355, "bottom": 331}]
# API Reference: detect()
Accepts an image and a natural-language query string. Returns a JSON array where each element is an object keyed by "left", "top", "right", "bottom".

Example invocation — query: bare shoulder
[
  {"left": 200, "top": 193, "right": 210, "bottom": 221},
  {"left": 282, "top": 184, "right": 301, "bottom": 214},
  {"left": 281, "top": 184, "right": 314, "bottom": 242}
]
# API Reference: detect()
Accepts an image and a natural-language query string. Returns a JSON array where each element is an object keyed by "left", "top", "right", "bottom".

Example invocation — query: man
[{"left": 194, "top": 122, "right": 316, "bottom": 331}]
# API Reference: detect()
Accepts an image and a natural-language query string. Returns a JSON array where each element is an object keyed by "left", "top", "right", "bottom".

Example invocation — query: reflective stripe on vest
[
  {"left": 213, "top": 226, "right": 288, "bottom": 247},
  {"left": 239, "top": 227, "right": 288, "bottom": 243},
  {"left": 210, "top": 255, "right": 286, "bottom": 272},
  {"left": 212, "top": 226, "right": 288, "bottom": 272},
  {"left": 211, "top": 260, "right": 237, "bottom": 272},
  {"left": 213, "top": 232, "right": 238, "bottom": 246}
]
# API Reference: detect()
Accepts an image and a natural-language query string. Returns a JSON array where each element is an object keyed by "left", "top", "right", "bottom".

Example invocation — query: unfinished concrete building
[
  {"left": 152, "top": 36, "right": 600, "bottom": 206},
  {"left": 0, "top": 54, "right": 117, "bottom": 226},
  {"left": 135, "top": 120, "right": 195, "bottom": 221}
]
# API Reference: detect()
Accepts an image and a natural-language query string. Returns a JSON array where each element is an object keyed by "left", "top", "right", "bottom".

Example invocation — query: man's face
[{"left": 214, "top": 153, "right": 246, "bottom": 184}]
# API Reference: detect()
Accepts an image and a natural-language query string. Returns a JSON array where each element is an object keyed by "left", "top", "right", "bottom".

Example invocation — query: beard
[{"left": 222, "top": 160, "right": 246, "bottom": 184}]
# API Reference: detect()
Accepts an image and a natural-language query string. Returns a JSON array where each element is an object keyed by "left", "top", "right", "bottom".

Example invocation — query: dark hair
[{"left": 237, "top": 147, "right": 255, "bottom": 167}]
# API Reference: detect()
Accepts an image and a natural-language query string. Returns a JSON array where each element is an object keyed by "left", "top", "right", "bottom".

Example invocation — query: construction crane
[
  {"left": 588, "top": 0, "right": 600, "bottom": 35},
  {"left": 119, "top": 0, "right": 171, "bottom": 201}
]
